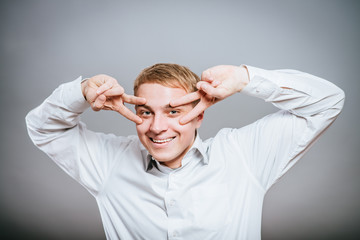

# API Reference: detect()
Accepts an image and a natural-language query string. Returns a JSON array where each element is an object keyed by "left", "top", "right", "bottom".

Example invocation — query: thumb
[
  {"left": 201, "top": 69, "right": 215, "bottom": 83},
  {"left": 92, "top": 94, "right": 107, "bottom": 111}
]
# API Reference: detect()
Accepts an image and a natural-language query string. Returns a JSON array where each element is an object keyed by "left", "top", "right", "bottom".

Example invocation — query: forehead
[{"left": 136, "top": 83, "right": 188, "bottom": 103}]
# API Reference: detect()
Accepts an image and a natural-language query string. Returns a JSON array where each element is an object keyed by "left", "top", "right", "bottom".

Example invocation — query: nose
[{"left": 150, "top": 114, "right": 168, "bottom": 134}]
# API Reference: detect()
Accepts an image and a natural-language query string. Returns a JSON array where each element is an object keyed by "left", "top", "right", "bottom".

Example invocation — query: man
[{"left": 26, "top": 63, "right": 344, "bottom": 239}]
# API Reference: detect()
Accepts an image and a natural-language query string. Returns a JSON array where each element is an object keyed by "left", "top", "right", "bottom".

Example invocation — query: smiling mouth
[{"left": 150, "top": 137, "right": 175, "bottom": 143}]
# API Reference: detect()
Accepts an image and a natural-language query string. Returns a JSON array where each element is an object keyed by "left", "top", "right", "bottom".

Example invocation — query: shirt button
[
  {"left": 169, "top": 199, "right": 176, "bottom": 207},
  {"left": 172, "top": 231, "right": 179, "bottom": 237}
]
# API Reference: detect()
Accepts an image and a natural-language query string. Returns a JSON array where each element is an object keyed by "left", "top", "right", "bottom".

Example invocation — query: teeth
[{"left": 152, "top": 138, "right": 174, "bottom": 143}]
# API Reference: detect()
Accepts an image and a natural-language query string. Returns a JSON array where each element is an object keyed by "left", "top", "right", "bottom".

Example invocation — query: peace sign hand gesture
[
  {"left": 170, "top": 65, "right": 249, "bottom": 125},
  {"left": 81, "top": 74, "right": 146, "bottom": 124}
]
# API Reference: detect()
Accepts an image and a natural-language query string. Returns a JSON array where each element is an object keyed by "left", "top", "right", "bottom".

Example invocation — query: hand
[
  {"left": 170, "top": 65, "right": 249, "bottom": 124},
  {"left": 82, "top": 74, "right": 146, "bottom": 124}
]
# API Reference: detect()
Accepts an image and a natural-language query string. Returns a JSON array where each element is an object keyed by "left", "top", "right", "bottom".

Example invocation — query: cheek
[
  {"left": 167, "top": 118, "right": 184, "bottom": 130},
  {"left": 136, "top": 122, "right": 150, "bottom": 135},
  {"left": 172, "top": 122, "right": 197, "bottom": 137}
]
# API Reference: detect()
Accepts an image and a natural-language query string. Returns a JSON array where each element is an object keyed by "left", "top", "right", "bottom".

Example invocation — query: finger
[
  {"left": 170, "top": 91, "right": 201, "bottom": 107},
  {"left": 102, "top": 85, "right": 125, "bottom": 97},
  {"left": 197, "top": 82, "right": 227, "bottom": 99},
  {"left": 197, "top": 82, "right": 217, "bottom": 95},
  {"left": 117, "top": 104, "right": 143, "bottom": 124},
  {"left": 92, "top": 94, "right": 106, "bottom": 111},
  {"left": 211, "top": 79, "right": 221, "bottom": 87},
  {"left": 122, "top": 93, "right": 147, "bottom": 105},
  {"left": 202, "top": 68, "right": 224, "bottom": 88},
  {"left": 179, "top": 100, "right": 208, "bottom": 125},
  {"left": 96, "top": 79, "right": 115, "bottom": 95},
  {"left": 201, "top": 69, "right": 215, "bottom": 83}
]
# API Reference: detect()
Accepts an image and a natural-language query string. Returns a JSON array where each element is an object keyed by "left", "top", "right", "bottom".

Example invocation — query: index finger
[
  {"left": 179, "top": 100, "right": 208, "bottom": 125},
  {"left": 122, "top": 93, "right": 147, "bottom": 105},
  {"left": 102, "top": 85, "right": 125, "bottom": 97},
  {"left": 170, "top": 91, "right": 201, "bottom": 107},
  {"left": 116, "top": 104, "right": 143, "bottom": 124}
]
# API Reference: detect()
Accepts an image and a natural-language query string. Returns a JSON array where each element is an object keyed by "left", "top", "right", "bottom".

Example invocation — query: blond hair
[{"left": 134, "top": 63, "right": 200, "bottom": 95}]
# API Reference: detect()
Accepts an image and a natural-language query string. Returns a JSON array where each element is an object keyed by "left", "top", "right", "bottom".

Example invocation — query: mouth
[{"left": 150, "top": 137, "right": 175, "bottom": 144}]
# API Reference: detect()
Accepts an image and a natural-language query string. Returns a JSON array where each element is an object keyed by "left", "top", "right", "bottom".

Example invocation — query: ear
[{"left": 195, "top": 111, "right": 204, "bottom": 128}]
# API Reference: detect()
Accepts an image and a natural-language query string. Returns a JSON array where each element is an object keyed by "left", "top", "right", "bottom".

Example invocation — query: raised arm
[
  {"left": 171, "top": 65, "right": 344, "bottom": 124},
  {"left": 173, "top": 64, "right": 345, "bottom": 189},
  {"left": 25, "top": 75, "right": 144, "bottom": 195},
  {"left": 26, "top": 74, "right": 145, "bottom": 146}
]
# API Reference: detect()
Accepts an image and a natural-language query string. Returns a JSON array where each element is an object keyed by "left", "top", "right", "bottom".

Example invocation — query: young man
[{"left": 26, "top": 63, "right": 344, "bottom": 239}]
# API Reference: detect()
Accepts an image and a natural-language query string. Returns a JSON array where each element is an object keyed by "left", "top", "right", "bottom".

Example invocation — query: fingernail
[{"left": 179, "top": 118, "right": 186, "bottom": 125}]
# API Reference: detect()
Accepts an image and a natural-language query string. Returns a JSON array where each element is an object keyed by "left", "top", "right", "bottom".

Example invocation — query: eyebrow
[{"left": 135, "top": 104, "right": 184, "bottom": 110}]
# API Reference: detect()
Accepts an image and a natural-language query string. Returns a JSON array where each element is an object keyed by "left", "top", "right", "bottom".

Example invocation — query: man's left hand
[{"left": 170, "top": 65, "right": 249, "bottom": 124}]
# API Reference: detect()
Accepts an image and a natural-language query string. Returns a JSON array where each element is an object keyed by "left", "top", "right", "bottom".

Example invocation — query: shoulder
[
  {"left": 101, "top": 133, "right": 140, "bottom": 149},
  {"left": 78, "top": 123, "right": 141, "bottom": 150},
  {"left": 210, "top": 110, "right": 291, "bottom": 144}
]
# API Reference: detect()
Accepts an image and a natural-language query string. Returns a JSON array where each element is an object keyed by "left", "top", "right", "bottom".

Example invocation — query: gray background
[{"left": 1, "top": 0, "right": 359, "bottom": 239}]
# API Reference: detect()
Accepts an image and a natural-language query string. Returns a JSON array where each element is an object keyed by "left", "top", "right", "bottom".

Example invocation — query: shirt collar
[
  {"left": 142, "top": 133, "right": 209, "bottom": 173},
  {"left": 189, "top": 133, "right": 209, "bottom": 164}
]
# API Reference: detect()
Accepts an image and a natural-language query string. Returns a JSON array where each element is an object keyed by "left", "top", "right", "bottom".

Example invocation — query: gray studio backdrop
[{"left": 1, "top": 0, "right": 359, "bottom": 239}]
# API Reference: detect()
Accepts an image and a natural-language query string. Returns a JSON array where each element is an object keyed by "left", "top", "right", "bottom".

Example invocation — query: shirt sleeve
[
  {"left": 228, "top": 65, "right": 345, "bottom": 191},
  {"left": 25, "top": 77, "right": 133, "bottom": 196}
]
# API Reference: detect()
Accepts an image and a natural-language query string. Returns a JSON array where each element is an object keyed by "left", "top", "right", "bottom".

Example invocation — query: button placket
[
  {"left": 168, "top": 173, "right": 176, "bottom": 188},
  {"left": 165, "top": 172, "right": 181, "bottom": 239},
  {"left": 166, "top": 173, "right": 177, "bottom": 209}
]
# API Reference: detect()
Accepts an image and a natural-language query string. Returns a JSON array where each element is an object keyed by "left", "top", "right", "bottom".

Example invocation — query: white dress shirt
[{"left": 26, "top": 65, "right": 344, "bottom": 240}]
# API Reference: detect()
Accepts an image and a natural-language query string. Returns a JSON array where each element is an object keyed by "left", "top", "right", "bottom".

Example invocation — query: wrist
[
  {"left": 81, "top": 78, "right": 89, "bottom": 100},
  {"left": 237, "top": 65, "right": 250, "bottom": 92}
]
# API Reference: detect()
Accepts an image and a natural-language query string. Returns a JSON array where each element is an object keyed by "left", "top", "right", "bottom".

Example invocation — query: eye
[
  {"left": 142, "top": 111, "right": 151, "bottom": 116},
  {"left": 137, "top": 109, "right": 152, "bottom": 117},
  {"left": 170, "top": 110, "right": 179, "bottom": 115}
]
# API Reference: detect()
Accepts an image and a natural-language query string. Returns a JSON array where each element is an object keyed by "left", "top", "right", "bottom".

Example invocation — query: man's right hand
[{"left": 81, "top": 74, "right": 146, "bottom": 124}]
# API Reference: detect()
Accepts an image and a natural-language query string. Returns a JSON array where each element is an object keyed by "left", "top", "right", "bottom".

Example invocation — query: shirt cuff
[
  {"left": 62, "top": 76, "right": 90, "bottom": 113},
  {"left": 241, "top": 65, "right": 281, "bottom": 100}
]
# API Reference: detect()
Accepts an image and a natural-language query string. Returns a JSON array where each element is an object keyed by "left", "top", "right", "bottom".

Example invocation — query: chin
[{"left": 151, "top": 152, "right": 175, "bottom": 162}]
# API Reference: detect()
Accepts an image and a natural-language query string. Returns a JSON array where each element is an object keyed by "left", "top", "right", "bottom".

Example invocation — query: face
[{"left": 135, "top": 83, "right": 203, "bottom": 169}]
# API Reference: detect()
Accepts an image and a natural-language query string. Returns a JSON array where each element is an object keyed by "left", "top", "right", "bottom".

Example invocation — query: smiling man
[
  {"left": 135, "top": 83, "right": 203, "bottom": 169},
  {"left": 133, "top": 64, "right": 206, "bottom": 169},
  {"left": 26, "top": 63, "right": 344, "bottom": 239}
]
